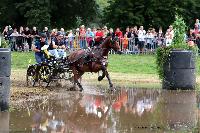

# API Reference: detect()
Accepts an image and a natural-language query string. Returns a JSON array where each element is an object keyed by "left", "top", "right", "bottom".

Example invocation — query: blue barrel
[
  {"left": 0, "top": 48, "right": 11, "bottom": 111},
  {"left": 163, "top": 50, "right": 196, "bottom": 90}
]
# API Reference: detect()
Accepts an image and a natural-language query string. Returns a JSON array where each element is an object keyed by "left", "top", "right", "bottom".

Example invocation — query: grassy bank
[
  {"left": 11, "top": 52, "right": 157, "bottom": 74},
  {"left": 12, "top": 52, "right": 200, "bottom": 74}
]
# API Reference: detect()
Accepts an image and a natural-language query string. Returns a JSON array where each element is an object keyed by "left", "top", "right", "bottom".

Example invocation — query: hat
[{"left": 40, "top": 33, "right": 47, "bottom": 38}]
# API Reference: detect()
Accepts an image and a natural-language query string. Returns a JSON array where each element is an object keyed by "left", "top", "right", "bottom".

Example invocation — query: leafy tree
[
  {"left": 104, "top": 0, "right": 200, "bottom": 30},
  {"left": 16, "top": 0, "right": 50, "bottom": 30}
]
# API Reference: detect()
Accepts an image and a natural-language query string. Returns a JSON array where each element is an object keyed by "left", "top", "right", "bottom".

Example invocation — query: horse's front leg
[
  {"left": 105, "top": 70, "right": 113, "bottom": 88},
  {"left": 102, "top": 66, "right": 114, "bottom": 90}
]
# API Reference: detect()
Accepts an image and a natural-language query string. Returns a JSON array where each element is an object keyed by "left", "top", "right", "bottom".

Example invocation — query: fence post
[{"left": 0, "top": 48, "right": 11, "bottom": 111}]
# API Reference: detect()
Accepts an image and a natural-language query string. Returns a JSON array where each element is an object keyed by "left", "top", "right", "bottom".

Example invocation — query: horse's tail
[{"left": 98, "top": 70, "right": 105, "bottom": 81}]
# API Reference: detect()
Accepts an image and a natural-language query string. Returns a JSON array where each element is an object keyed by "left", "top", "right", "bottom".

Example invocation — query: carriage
[
  {"left": 26, "top": 46, "right": 73, "bottom": 87},
  {"left": 26, "top": 36, "right": 121, "bottom": 91}
]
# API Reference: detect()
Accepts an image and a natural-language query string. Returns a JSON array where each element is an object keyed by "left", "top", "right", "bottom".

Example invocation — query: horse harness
[{"left": 71, "top": 47, "right": 108, "bottom": 71}]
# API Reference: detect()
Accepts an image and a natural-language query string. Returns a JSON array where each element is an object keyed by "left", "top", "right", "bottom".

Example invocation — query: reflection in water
[
  {"left": 0, "top": 111, "right": 9, "bottom": 133},
  {"left": 3, "top": 88, "right": 200, "bottom": 132}
]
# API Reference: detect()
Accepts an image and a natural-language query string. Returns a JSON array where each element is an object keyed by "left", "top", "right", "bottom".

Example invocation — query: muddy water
[{"left": 0, "top": 88, "right": 200, "bottom": 133}]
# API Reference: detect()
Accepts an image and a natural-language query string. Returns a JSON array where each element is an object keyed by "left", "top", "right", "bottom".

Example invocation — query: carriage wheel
[
  {"left": 38, "top": 65, "right": 52, "bottom": 87},
  {"left": 26, "top": 65, "right": 37, "bottom": 87}
]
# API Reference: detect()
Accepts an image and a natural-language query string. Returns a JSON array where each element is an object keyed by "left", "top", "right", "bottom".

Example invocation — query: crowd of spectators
[{"left": 1, "top": 20, "right": 200, "bottom": 54}]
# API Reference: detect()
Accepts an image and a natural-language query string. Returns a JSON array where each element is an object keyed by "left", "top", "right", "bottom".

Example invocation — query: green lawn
[
  {"left": 11, "top": 52, "right": 200, "bottom": 75},
  {"left": 108, "top": 54, "right": 157, "bottom": 74}
]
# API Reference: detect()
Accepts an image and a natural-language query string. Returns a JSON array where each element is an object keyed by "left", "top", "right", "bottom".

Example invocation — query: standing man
[
  {"left": 138, "top": 26, "right": 146, "bottom": 54},
  {"left": 24, "top": 27, "right": 32, "bottom": 51}
]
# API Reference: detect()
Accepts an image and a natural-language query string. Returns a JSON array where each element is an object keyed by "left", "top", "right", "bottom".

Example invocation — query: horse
[{"left": 67, "top": 36, "right": 121, "bottom": 91}]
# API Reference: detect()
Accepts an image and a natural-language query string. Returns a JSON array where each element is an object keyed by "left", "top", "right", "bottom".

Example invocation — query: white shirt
[{"left": 138, "top": 30, "right": 146, "bottom": 41}]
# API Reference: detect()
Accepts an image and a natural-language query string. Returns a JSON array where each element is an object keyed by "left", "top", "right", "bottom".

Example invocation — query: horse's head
[{"left": 108, "top": 36, "right": 120, "bottom": 52}]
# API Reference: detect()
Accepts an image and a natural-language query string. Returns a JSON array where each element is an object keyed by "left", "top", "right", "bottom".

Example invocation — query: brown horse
[{"left": 67, "top": 36, "right": 121, "bottom": 91}]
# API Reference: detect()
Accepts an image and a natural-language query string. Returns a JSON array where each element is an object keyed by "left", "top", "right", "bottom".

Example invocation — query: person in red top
[
  {"left": 94, "top": 28, "right": 103, "bottom": 46},
  {"left": 115, "top": 28, "right": 123, "bottom": 38}
]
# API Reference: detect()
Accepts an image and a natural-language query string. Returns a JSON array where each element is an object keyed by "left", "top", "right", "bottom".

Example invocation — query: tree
[
  {"left": 104, "top": 0, "right": 200, "bottom": 30},
  {"left": 16, "top": 0, "right": 51, "bottom": 30}
]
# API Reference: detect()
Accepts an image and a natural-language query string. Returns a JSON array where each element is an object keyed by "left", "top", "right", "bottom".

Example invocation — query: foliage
[
  {"left": 0, "top": 0, "right": 99, "bottom": 30},
  {"left": 75, "top": 16, "right": 83, "bottom": 28},
  {"left": 104, "top": 0, "right": 200, "bottom": 30},
  {"left": 0, "top": 38, "right": 9, "bottom": 48},
  {"left": 156, "top": 15, "right": 197, "bottom": 79}
]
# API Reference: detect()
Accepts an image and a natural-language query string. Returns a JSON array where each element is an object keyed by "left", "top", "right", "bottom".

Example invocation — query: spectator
[
  {"left": 2, "top": 26, "right": 8, "bottom": 40},
  {"left": 187, "top": 29, "right": 196, "bottom": 42},
  {"left": 125, "top": 27, "right": 132, "bottom": 38},
  {"left": 86, "top": 28, "right": 94, "bottom": 47},
  {"left": 168, "top": 25, "right": 174, "bottom": 39},
  {"left": 60, "top": 28, "right": 66, "bottom": 36},
  {"left": 165, "top": 29, "right": 173, "bottom": 46},
  {"left": 17, "top": 26, "right": 24, "bottom": 51},
  {"left": 31, "top": 27, "right": 39, "bottom": 42},
  {"left": 151, "top": 28, "right": 157, "bottom": 49},
  {"left": 92, "top": 27, "right": 97, "bottom": 35},
  {"left": 44, "top": 27, "right": 50, "bottom": 40},
  {"left": 195, "top": 34, "right": 200, "bottom": 54},
  {"left": 157, "top": 27, "right": 164, "bottom": 46},
  {"left": 115, "top": 28, "right": 123, "bottom": 38},
  {"left": 146, "top": 30, "right": 153, "bottom": 53},
  {"left": 194, "top": 24, "right": 199, "bottom": 35},
  {"left": 67, "top": 30, "right": 74, "bottom": 49},
  {"left": 103, "top": 26, "right": 109, "bottom": 38},
  {"left": 74, "top": 28, "right": 80, "bottom": 48},
  {"left": 10, "top": 28, "right": 19, "bottom": 51},
  {"left": 132, "top": 26, "right": 139, "bottom": 46},
  {"left": 79, "top": 25, "right": 86, "bottom": 49},
  {"left": 107, "top": 28, "right": 115, "bottom": 38},
  {"left": 138, "top": 26, "right": 146, "bottom": 53},
  {"left": 123, "top": 34, "right": 129, "bottom": 53},
  {"left": 50, "top": 29, "right": 57, "bottom": 41},
  {"left": 195, "top": 19, "right": 200, "bottom": 31},
  {"left": 24, "top": 27, "right": 32, "bottom": 51},
  {"left": 94, "top": 27, "right": 103, "bottom": 47}
]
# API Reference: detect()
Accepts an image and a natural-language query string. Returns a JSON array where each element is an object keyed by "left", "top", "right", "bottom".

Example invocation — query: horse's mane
[{"left": 99, "top": 36, "right": 111, "bottom": 49}]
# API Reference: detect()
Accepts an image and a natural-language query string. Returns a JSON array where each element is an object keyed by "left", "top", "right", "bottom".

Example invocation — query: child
[{"left": 123, "top": 34, "right": 129, "bottom": 53}]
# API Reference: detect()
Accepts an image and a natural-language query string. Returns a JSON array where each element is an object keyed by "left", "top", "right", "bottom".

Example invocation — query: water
[{"left": 0, "top": 88, "right": 199, "bottom": 133}]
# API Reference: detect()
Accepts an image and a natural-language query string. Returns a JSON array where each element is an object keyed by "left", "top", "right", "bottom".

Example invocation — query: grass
[
  {"left": 108, "top": 54, "right": 156, "bottom": 74},
  {"left": 11, "top": 52, "right": 157, "bottom": 74},
  {"left": 11, "top": 52, "right": 200, "bottom": 75},
  {"left": 12, "top": 52, "right": 35, "bottom": 70}
]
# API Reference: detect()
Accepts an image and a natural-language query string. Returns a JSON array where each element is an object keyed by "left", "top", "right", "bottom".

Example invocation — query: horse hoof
[
  {"left": 110, "top": 86, "right": 116, "bottom": 92},
  {"left": 98, "top": 76, "right": 103, "bottom": 81}
]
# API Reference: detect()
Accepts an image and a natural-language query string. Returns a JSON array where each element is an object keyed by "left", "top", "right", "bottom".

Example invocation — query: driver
[
  {"left": 49, "top": 31, "right": 66, "bottom": 58},
  {"left": 32, "top": 33, "right": 48, "bottom": 63}
]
